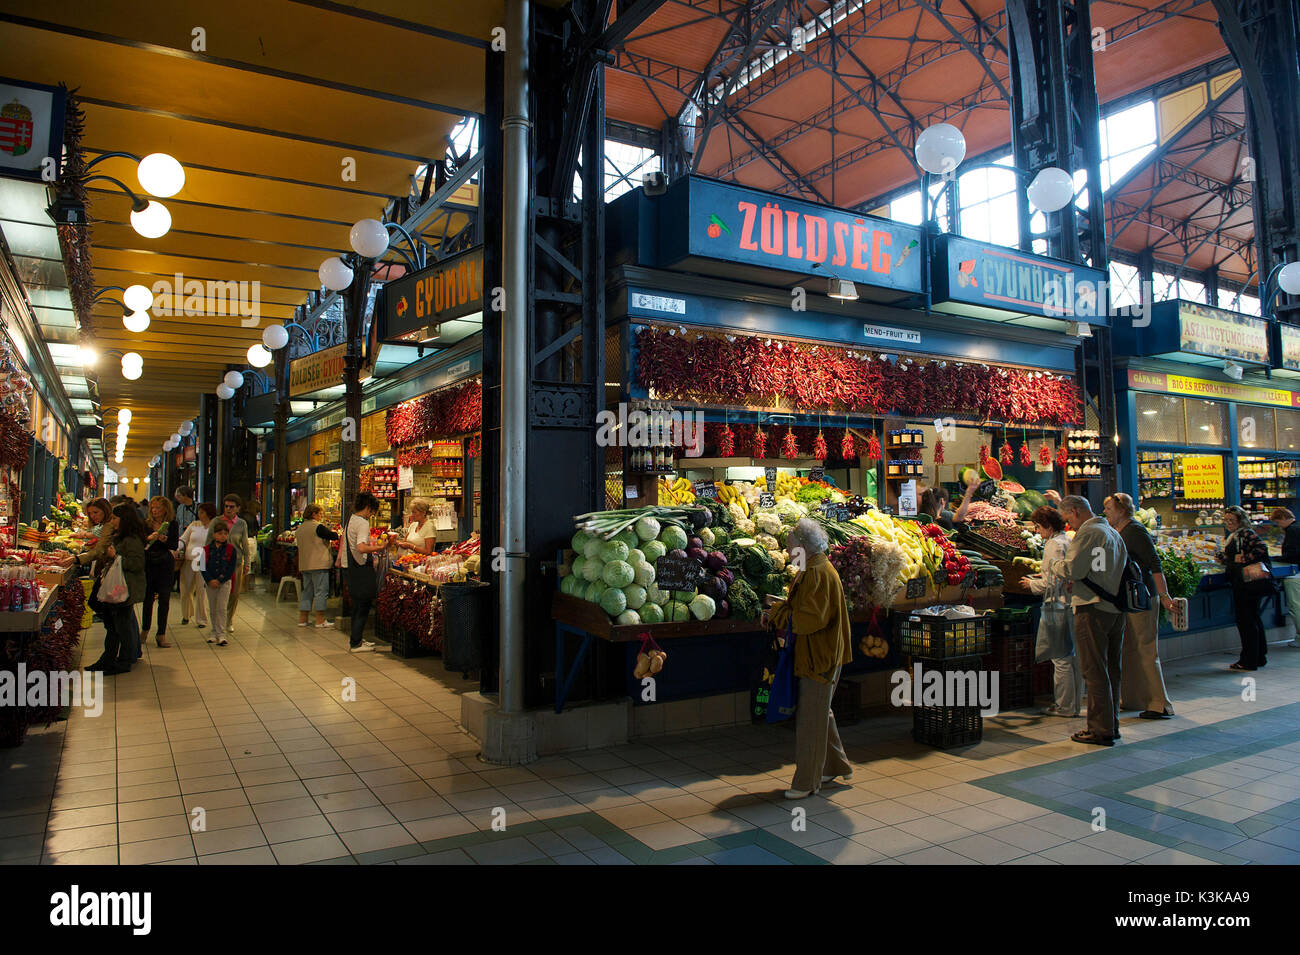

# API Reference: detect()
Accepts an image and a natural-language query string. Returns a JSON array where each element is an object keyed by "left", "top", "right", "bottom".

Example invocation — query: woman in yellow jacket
[{"left": 765, "top": 518, "right": 855, "bottom": 799}]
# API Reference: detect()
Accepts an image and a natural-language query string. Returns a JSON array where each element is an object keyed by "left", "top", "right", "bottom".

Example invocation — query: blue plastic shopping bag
[{"left": 766, "top": 626, "right": 798, "bottom": 723}]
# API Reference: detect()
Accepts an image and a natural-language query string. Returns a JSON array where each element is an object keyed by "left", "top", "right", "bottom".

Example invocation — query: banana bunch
[
  {"left": 859, "top": 634, "right": 889, "bottom": 659},
  {"left": 659, "top": 478, "right": 696, "bottom": 505},
  {"left": 716, "top": 482, "right": 749, "bottom": 516}
]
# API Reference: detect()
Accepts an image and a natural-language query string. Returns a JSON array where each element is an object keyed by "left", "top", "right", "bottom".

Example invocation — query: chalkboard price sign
[
  {"left": 835, "top": 505, "right": 850, "bottom": 522},
  {"left": 764, "top": 466, "right": 777, "bottom": 489},
  {"left": 906, "top": 577, "right": 927, "bottom": 599},
  {"left": 810, "top": 466, "right": 825, "bottom": 483},
  {"left": 693, "top": 480, "right": 718, "bottom": 501},
  {"left": 655, "top": 555, "right": 702, "bottom": 592},
  {"left": 962, "top": 569, "right": 977, "bottom": 588},
  {"left": 759, "top": 491, "right": 775, "bottom": 508}
]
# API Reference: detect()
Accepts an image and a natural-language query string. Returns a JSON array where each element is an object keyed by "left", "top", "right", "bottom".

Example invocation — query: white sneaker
[
  {"left": 350, "top": 641, "right": 376, "bottom": 653},
  {"left": 784, "top": 788, "right": 813, "bottom": 800},
  {"left": 297, "top": 621, "right": 308, "bottom": 628},
  {"left": 318, "top": 620, "right": 335, "bottom": 629},
  {"left": 821, "top": 773, "right": 852, "bottom": 784}
]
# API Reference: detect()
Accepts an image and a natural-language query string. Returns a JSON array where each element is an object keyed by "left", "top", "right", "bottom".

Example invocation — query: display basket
[
  {"left": 376, "top": 615, "right": 429, "bottom": 659},
  {"left": 898, "top": 612, "right": 990, "bottom": 658},
  {"left": 957, "top": 525, "right": 1031, "bottom": 561},
  {"left": 993, "top": 670, "right": 1035, "bottom": 711}
]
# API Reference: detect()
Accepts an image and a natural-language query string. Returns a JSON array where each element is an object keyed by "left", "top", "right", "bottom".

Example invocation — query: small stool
[{"left": 276, "top": 575, "right": 300, "bottom": 603}]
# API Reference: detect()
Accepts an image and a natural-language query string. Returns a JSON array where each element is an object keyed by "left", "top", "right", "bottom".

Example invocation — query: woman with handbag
[
  {"left": 86, "top": 504, "right": 148, "bottom": 675},
  {"left": 1024, "top": 506, "right": 1082, "bottom": 717},
  {"left": 1220, "top": 505, "right": 1272, "bottom": 671},
  {"left": 141, "top": 496, "right": 179, "bottom": 648},
  {"left": 762, "top": 518, "right": 854, "bottom": 800}
]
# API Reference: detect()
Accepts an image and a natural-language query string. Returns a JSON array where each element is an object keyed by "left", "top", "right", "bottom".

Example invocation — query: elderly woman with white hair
[{"left": 764, "top": 518, "right": 855, "bottom": 800}]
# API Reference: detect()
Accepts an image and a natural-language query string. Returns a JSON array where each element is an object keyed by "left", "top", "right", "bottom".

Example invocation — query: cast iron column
[{"left": 272, "top": 348, "right": 290, "bottom": 531}]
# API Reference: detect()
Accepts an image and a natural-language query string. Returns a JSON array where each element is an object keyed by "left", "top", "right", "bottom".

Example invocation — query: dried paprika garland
[
  {"left": 813, "top": 430, "right": 828, "bottom": 460},
  {"left": 1019, "top": 442, "right": 1033, "bottom": 468},
  {"left": 841, "top": 429, "right": 855, "bottom": 460},
  {"left": 1039, "top": 442, "right": 1052, "bottom": 467},
  {"left": 866, "top": 432, "right": 881, "bottom": 462},
  {"left": 1055, "top": 445, "right": 1069, "bottom": 469},
  {"left": 782, "top": 427, "right": 800, "bottom": 459},
  {"left": 752, "top": 426, "right": 767, "bottom": 459},
  {"left": 999, "top": 441, "right": 1014, "bottom": 466},
  {"left": 718, "top": 423, "right": 735, "bottom": 458},
  {"left": 933, "top": 438, "right": 945, "bottom": 465}
]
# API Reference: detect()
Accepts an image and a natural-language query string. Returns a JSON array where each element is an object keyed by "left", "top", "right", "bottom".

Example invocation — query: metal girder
[
  {"left": 718, "top": 108, "right": 827, "bottom": 201},
  {"left": 1161, "top": 163, "right": 1252, "bottom": 208},
  {"left": 1212, "top": 0, "right": 1300, "bottom": 315},
  {"left": 772, "top": 82, "right": 1007, "bottom": 197},
  {"left": 1175, "top": 190, "right": 1254, "bottom": 273},
  {"left": 1110, "top": 197, "right": 1256, "bottom": 262},
  {"left": 688, "top": 0, "right": 792, "bottom": 173},
  {"left": 912, "top": 0, "right": 1009, "bottom": 100},
  {"left": 596, "top": 0, "right": 672, "bottom": 49}
]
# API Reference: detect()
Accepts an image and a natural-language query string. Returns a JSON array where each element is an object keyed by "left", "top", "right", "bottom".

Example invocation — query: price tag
[
  {"left": 655, "top": 554, "right": 702, "bottom": 592},
  {"left": 905, "top": 577, "right": 926, "bottom": 599},
  {"left": 625, "top": 486, "right": 638, "bottom": 500},
  {"left": 693, "top": 480, "right": 717, "bottom": 501},
  {"left": 764, "top": 467, "right": 777, "bottom": 489},
  {"left": 810, "top": 466, "right": 825, "bottom": 483},
  {"left": 759, "top": 491, "right": 775, "bottom": 508},
  {"left": 836, "top": 505, "right": 850, "bottom": 522},
  {"left": 53, "top": 618, "right": 63, "bottom": 631}
]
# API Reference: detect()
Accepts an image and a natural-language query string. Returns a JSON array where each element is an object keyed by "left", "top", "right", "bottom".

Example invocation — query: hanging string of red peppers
[
  {"left": 634, "top": 327, "right": 1081, "bottom": 426},
  {"left": 385, "top": 378, "right": 482, "bottom": 449}
]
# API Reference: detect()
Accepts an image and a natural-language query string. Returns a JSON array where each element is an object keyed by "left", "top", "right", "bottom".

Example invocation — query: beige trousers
[
  {"left": 179, "top": 562, "right": 206, "bottom": 624},
  {"left": 1120, "top": 605, "right": 1172, "bottom": 713},
  {"left": 226, "top": 565, "right": 243, "bottom": 626},
  {"left": 792, "top": 664, "right": 853, "bottom": 792}
]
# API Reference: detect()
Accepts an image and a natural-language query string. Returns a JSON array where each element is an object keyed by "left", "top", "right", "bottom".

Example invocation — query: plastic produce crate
[
  {"left": 913, "top": 705, "right": 983, "bottom": 748},
  {"left": 994, "top": 670, "right": 1035, "bottom": 711},
  {"left": 898, "top": 612, "right": 989, "bottom": 658},
  {"left": 988, "top": 631, "right": 1035, "bottom": 673},
  {"left": 376, "top": 615, "right": 428, "bottom": 659}
]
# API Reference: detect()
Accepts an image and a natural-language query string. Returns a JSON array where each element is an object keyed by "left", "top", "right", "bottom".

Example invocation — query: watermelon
[
  {"left": 999, "top": 480, "right": 1026, "bottom": 494},
  {"left": 981, "top": 458, "right": 1003, "bottom": 480},
  {"left": 1018, "top": 489, "right": 1048, "bottom": 509}
]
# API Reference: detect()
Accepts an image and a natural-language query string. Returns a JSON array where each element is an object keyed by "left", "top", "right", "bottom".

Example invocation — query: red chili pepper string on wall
[
  {"left": 752, "top": 425, "right": 767, "bottom": 459},
  {"left": 782, "top": 427, "right": 800, "bottom": 459},
  {"left": 718, "top": 412, "right": 735, "bottom": 458},
  {"left": 866, "top": 432, "right": 881, "bottom": 462},
  {"left": 978, "top": 443, "right": 991, "bottom": 466},
  {"left": 999, "top": 440, "right": 1014, "bottom": 466},
  {"left": 1039, "top": 437, "right": 1052, "bottom": 467},
  {"left": 1019, "top": 440, "right": 1033, "bottom": 468},
  {"left": 933, "top": 438, "right": 945, "bottom": 465},
  {"left": 1055, "top": 445, "right": 1069, "bottom": 469},
  {"left": 841, "top": 427, "right": 855, "bottom": 461},
  {"left": 813, "top": 431, "right": 828, "bottom": 460}
]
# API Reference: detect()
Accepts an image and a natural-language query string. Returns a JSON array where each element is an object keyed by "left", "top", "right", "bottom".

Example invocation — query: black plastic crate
[
  {"left": 994, "top": 669, "right": 1035, "bottom": 711},
  {"left": 913, "top": 705, "right": 983, "bottom": 748},
  {"left": 898, "top": 612, "right": 989, "bottom": 658},
  {"left": 989, "top": 632, "right": 1035, "bottom": 673},
  {"left": 389, "top": 626, "right": 430, "bottom": 659}
]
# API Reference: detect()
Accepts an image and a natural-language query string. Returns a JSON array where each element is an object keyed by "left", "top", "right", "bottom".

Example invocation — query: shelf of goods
[
  {"left": 1, "top": 577, "right": 91, "bottom": 748},
  {"left": 1064, "top": 430, "right": 1102, "bottom": 482},
  {"left": 378, "top": 537, "right": 483, "bottom": 661}
]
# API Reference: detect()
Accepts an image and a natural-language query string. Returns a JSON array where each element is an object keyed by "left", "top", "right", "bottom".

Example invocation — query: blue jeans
[{"left": 299, "top": 570, "right": 330, "bottom": 612}]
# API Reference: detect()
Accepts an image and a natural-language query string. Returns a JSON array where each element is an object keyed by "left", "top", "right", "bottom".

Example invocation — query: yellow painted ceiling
[{"left": 0, "top": 0, "right": 491, "bottom": 474}]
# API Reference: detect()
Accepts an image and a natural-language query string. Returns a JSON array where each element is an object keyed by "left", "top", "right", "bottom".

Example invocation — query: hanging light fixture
[
  {"left": 123, "top": 311, "right": 151, "bottom": 333},
  {"left": 216, "top": 383, "right": 235, "bottom": 400},
  {"left": 117, "top": 408, "right": 132, "bottom": 424},
  {"left": 247, "top": 344, "right": 272, "bottom": 367},
  {"left": 263, "top": 325, "right": 290, "bottom": 350},
  {"left": 179, "top": 420, "right": 194, "bottom": 436},
  {"left": 1026, "top": 167, "right": 1077, "bottom": 213},
  {"left": 318, "top": 257, "right": 353, "bottom": 291},
  {"left": 123, "top": 284, "right": 153, "bottom": 312},
  {"left": 130, "top": 201, "right": 172, "bottom": 239},
  {"left": 1280, "top": 262, "right": 1300, "bottom": 296},
  {"left": 136, "top": 153, "right": 186, "bottom": 198},
  {"left": 121, "top": 352, "right": 143, "bottom": 380},
  {"left": 914, "top": 123, "right": 967, "bottom": 175},
  {"left": 349, "top": 218, "right": 390, "bottom": 259},
  {"left": 223, "top": 370, "right": 245, "bottom": 390}
]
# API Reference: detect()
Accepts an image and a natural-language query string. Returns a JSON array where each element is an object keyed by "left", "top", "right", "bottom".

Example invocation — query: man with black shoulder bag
[{"left": 1049, "top": 496, "right": 1132, "bottom": 746}]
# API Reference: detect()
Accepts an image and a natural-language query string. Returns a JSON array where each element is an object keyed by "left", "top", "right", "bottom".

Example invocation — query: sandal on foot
[
  {"left": 217, "top": 638, "right": 228, "bottom": 646},
  {"left": 1071, "top": 731, "right": 1114, "bottom": 747},
  {"left": 1229, "top": 662, "right": 1255, "bottom": 671}
]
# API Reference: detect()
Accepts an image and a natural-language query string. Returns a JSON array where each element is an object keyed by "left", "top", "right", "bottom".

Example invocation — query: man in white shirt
[
  {"left": 342, "top": 492, "right": 387, "bottom": 652},
  {"left": 1049, "top": 495, "right": 1128, "bottom": 746}
]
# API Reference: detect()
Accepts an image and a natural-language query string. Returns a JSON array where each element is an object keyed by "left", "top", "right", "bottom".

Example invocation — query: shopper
[
  {"left": 1102, "top": 493, "right": 1175, "bottom": 719},
  {"left": 763, "top": 517, "right": 854, "bottom": 799},
  {"left": 207, "top": 494, "right": 250, "bottom": 634},
  {"left": 173, "top": 486, "right": 198, "bottom": 536},
  {"left": 87, "top": 503, "right": 148, "bottom": 675},
  {"left": 1024, "top": 505, "right": 1081, "bottom": 717},
  {"left": 140, "top": 496, "right": 180, "bottom": 648},
  {"left": 1050, "top": 495, "right": 1127, "bottom": 746},
  {"left": 1272, "top": 507, "right": 1300, "bottom": 649},
  {"left": 75, "top": 497, "right": 114, "bottom": 572},
  {"left": 341, "top": 492, "right": 387, "bottom": 653},
  {"left": 178, "top": 502, "right": 215, "bottom": 629},
  {"left": 394, "top": 497, "right": 437, "bottom": 556},
  {"left": 295, "top": 503, "right": 340, "bottom": 628},
  {"left": 1220, "top": 505, "right": 1272, "bottom": 671},
  {"left": 920, "top": 487, "right": 955, "bottom": 529},
  {"left": 202, "top": 519, "right": 238, "bottom": 647}
]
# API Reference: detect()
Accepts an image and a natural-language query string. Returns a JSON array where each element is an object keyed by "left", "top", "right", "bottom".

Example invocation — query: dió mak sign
[
  {"left": 932, "top": 234, "right": 1108, "bottom": 322},
  {"left": 662, "top": 178, "right": 924, "bottom": 294},
  {"left": 379, "top": 246, "right": 483, "bottom": 344}
]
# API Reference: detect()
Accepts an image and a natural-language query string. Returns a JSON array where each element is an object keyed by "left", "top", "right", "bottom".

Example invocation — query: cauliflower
[
  {"left": 755, "top": 533, "right": 780, "bottom": 552},
  {"left": 755, "top": 512, "right": 782, "bottom": 536},
  {"left": 774, "top": 499, "right": 808, "bottom": 525},
  {"left": 727, "top": 501, "right": 747, "bottom": 524},
  {"left": 734, "top": 517, "right": 756, "bottom": 537},
  {"left": 738, "top": 483, "right": 759, "bottom": 506},
  {"left": 770, "top": 551, "right": 787, "bottom": 572}
]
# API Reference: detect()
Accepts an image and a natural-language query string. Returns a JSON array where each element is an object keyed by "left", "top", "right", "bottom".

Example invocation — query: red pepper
[
  {"left": 866, "top": 432, "right": 881, "bottom": 462},
  {"left": 1055, "top": 445, "right": 1069, "bottom": 469},
  {"left": 753, "top": 427, "right": 767, "bottom": 459},
  {"left": 999, "top": 442, "right": 1014, "bottom": 466},
  {"left": 841, "top": 430, "right": 855, "bottom": 460},
  {"left": 782, "top": 427, "right": 800, "bottom": 459},
  {"left": 1039, "top": 442, "right": 1052, "bottom": 466},
  {"left": 718, "top": 425, "right": 735, "bottom": 458},
  {"left": 1019, "top": 443, "right": 1033, "bottom": 468},
  {"left": 813, "top": 431, "right": 828, "bottom": 460}
]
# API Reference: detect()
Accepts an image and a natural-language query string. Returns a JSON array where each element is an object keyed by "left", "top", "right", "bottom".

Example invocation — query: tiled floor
[{"left": 3, "top": 586, "right": 1300, "bottom": 865}]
